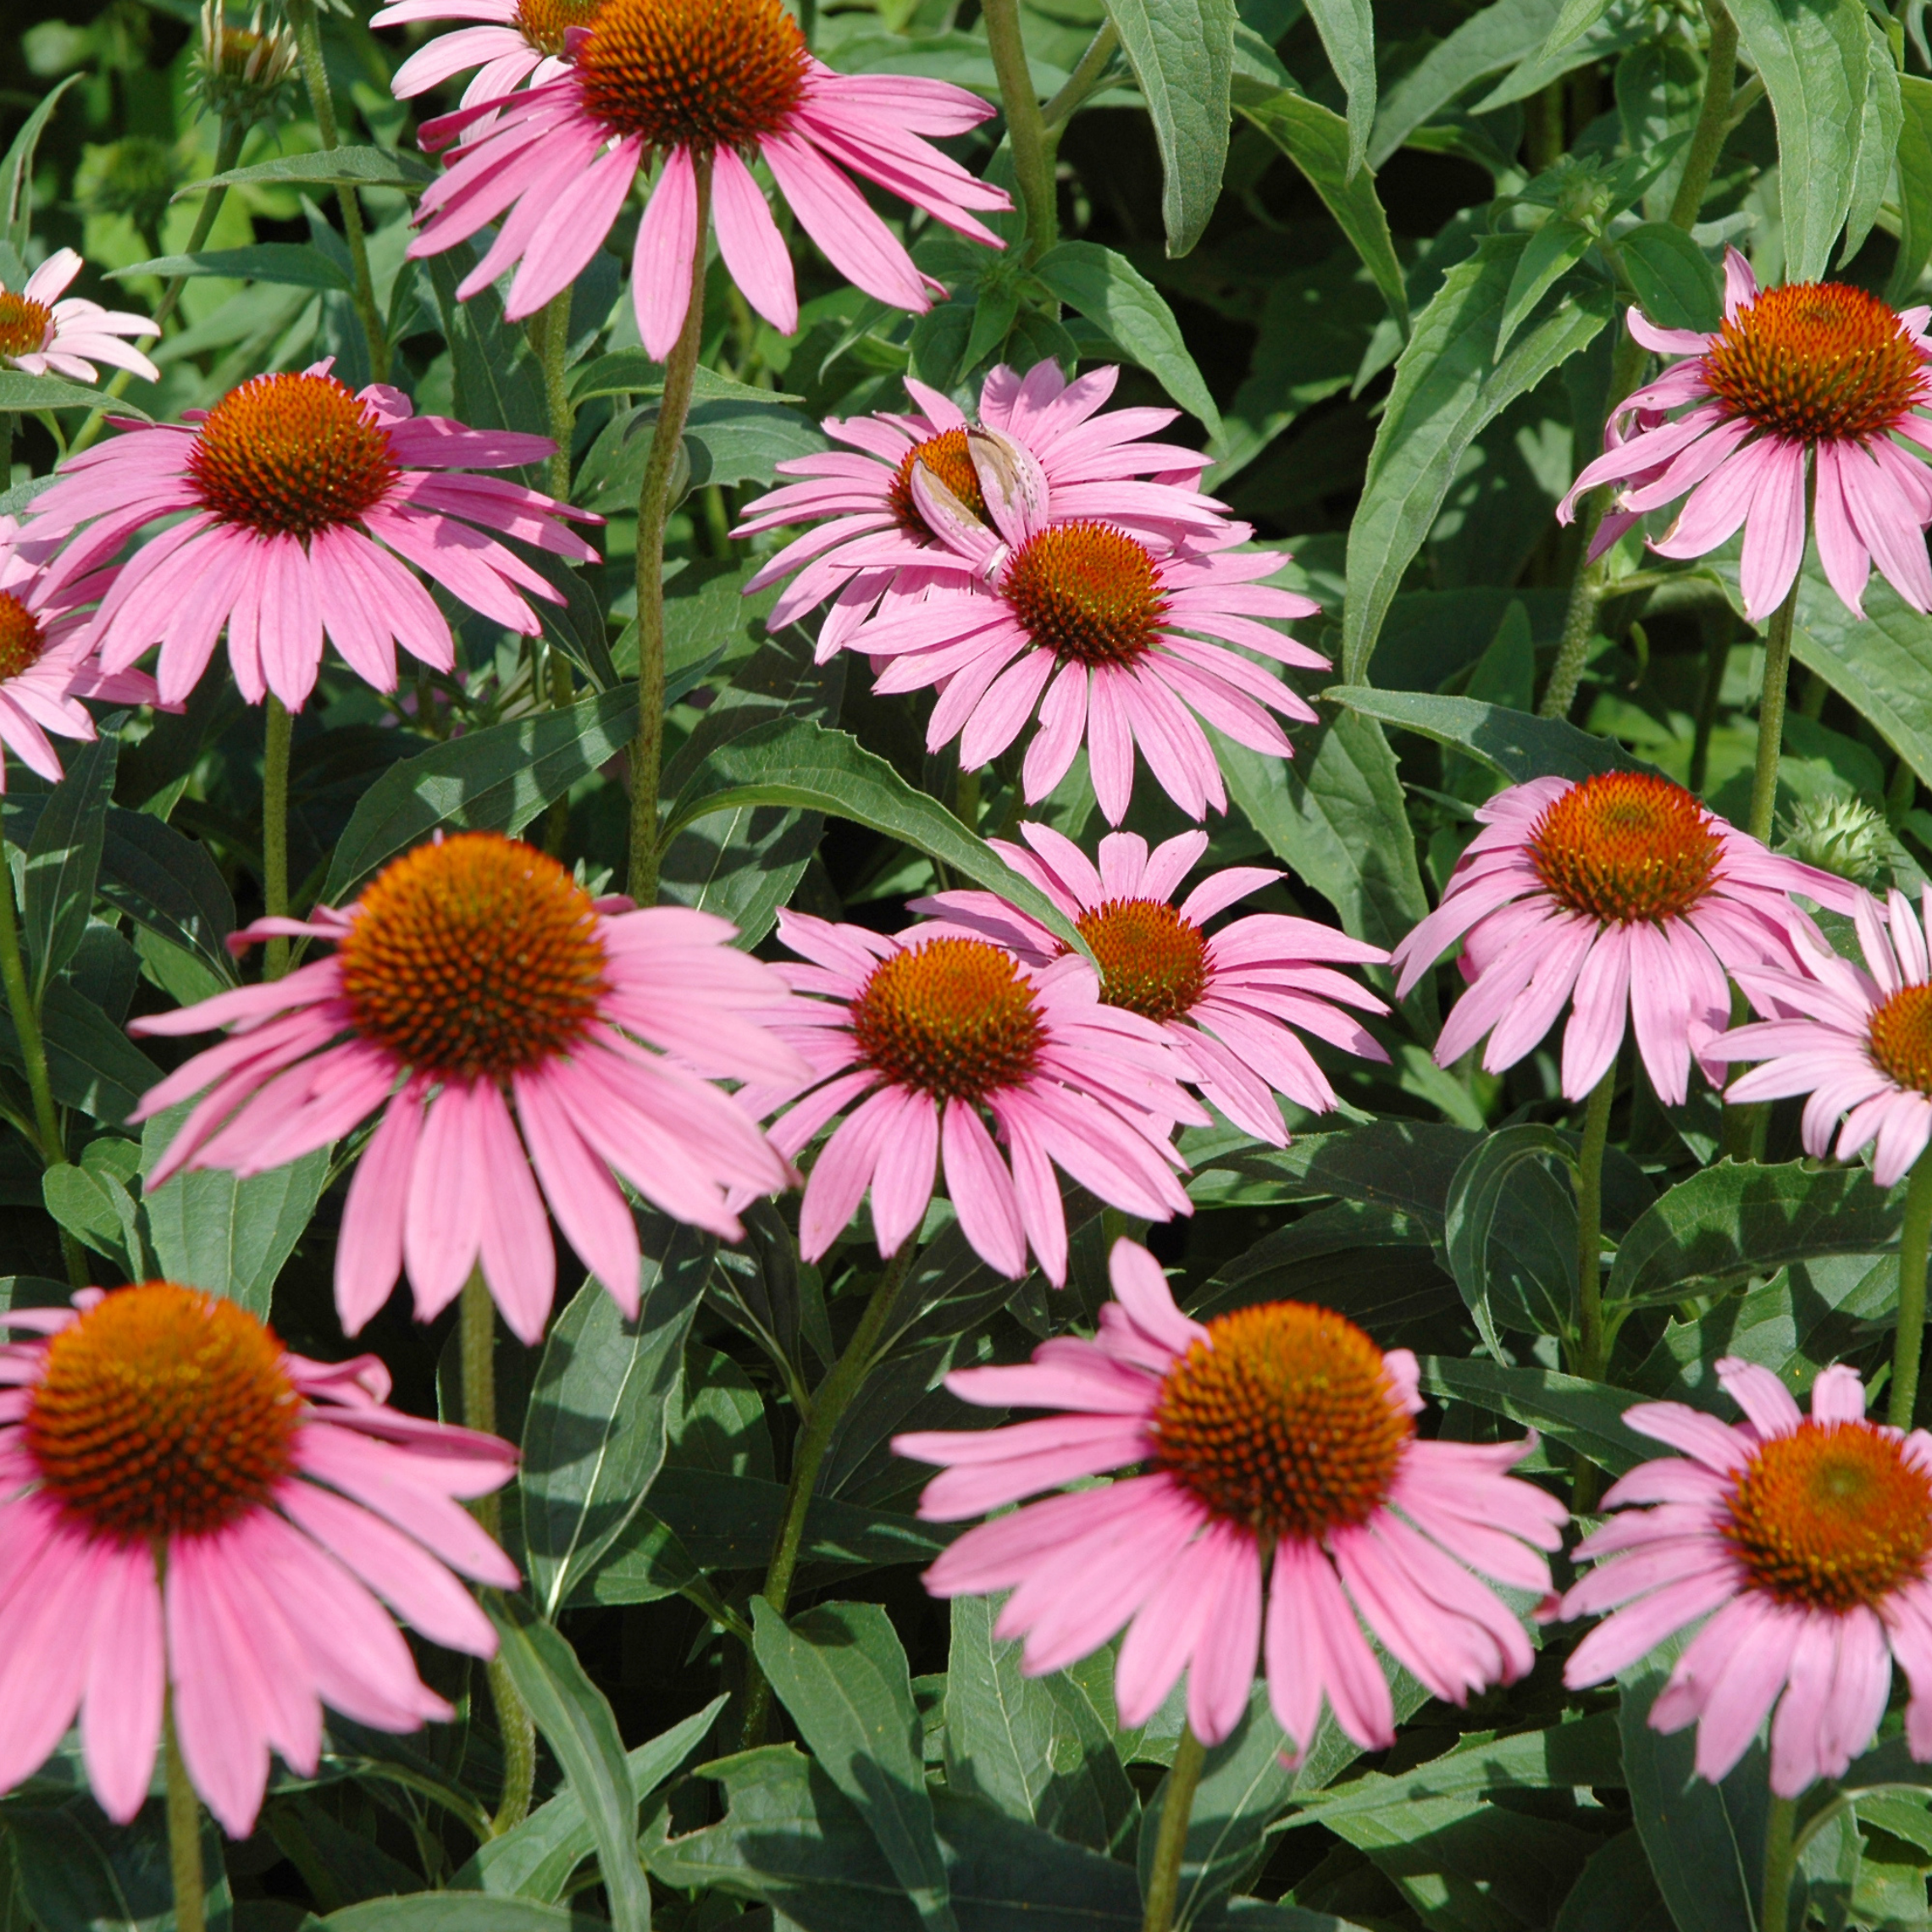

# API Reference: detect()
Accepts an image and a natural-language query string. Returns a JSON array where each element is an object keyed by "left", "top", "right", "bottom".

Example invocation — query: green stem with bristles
[
  {"left": 1142, "top": 1725, "right": 1208, "bottom": 1932},
  {"left": 165, "top": 1695, "right": 208, "bottom": 1932}
]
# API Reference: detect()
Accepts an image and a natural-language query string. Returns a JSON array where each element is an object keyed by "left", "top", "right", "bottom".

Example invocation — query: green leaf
[
  {"left": 455, "top": 1697, "right": 728, "bottom": 1900},
  {"left": 568, "top": 351, "right": 803, "bottom": 406},
  {"left": 4, "top": 1792, "right": 231, "bottom": 1932},
  {"left": 1617, "top": 221, "right": 1722, "bottom": 334},
  {"left": 1187, "top": 1120, "right": 1480, "bottom": 1224},
  {"left": 752, "top": 1599, "right": 957, "bottom": 1931},
  {"left": 324, "top": 689, "right": 638, "bottom": 904},
  {"left": 489, "top": 1611, "right": 652, "bottom": 1932},
  {"left": 43, "top": 1143, "right": 145, "bottom": 1280},
  {"left": 111, "top": 243, "right": 352, "bottom": 291},
  {"left": 943, "top": 1594, "right": 1138, "bottom": 1856},
  {"left": 317, "top": 1898, "right": 610, "bottom": 1932},
  {"left": 1727, "top": 0, "right": 1872, "bottom": 283},
  {"left": 419, "top": 249, "right": 548, "bottom": 443},
  {"left": 1418, "top": 1355, "right": 1653, "bottom": 1475},
  {"left": 663, "top": 717, "right": 1090, "bottom": 958},
  {"left": 1030, "top": 241, "right": 1222, "bottom": 433},
  {"left": 1890, "top": 75, "right": 1932, "bottom": 304},
  {"left": 1607, "top": 1160, "right": 1902, "bottom": 1309},
  {"left": 1369, "top": 0, "right": 1562, "bottom": 168},
  {"left": 136, "top": 1103, "right": 331, "bottom": 1320},
  {"left": 1340, "top": 239, "right": 1614, "bottom": 682},
  {"left": 1443, "top": 1125, "right": 1578, "bottom": 1350},
  {"left": 1235, "top": 90, "right": 1409, "bottom": 334},
  {"left": 1843, "top": 23, "right": 1902, "bottom": 267},
  {"left": 0, "top": 981, "right": 160, "bottom": 1124},
  {"left": 97, "top": 809, "right": 238, "bottom": 989},
  {"left": 1552, "top": 1832, "right": 1674, "bottom": 1932},
  {"left": 191, "top": 145, "right": 433, "bottom": 195},
  {"left": 521, "top": 1229, "right": 711, "bottom": 1619},
  {"left": 1100, "top": 0, "right": 1237, "bottom": 255},
  {"left": 1536, "top": 0, "right": 1615, "bottom": 63},
  {"left": 1497, "top": 218, "right": 1593, "bottom": 357},
  {"left": 1301, "top": 0, "right": 1376, "bottom": 177},
  {"left": 25, "top": 728, "right": 118, "bottom": 1003},
  {"left": 1325, "top": 686, "right": 1653, "bottom": 783},
  {"left": 3, "top": 74, "right": 82, "bottom": 256}
]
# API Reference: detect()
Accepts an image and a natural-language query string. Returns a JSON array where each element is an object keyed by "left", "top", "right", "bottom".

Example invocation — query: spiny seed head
[
  {"left": 1779, "top": 792, "right": 1890, "bottom": 888},
  {"left": 1868, "top": 983, "right": 1932, "bottom": 1096},
  {"left": 515, "top": 0, "right": 602, "bottom": 55},
  {"left": 339, "top": 831, "right": 610, "bottom": 1083},
  {"left": 187, "top": 371, "right": 399, "bottom": 540},
  {"left": 25, "top": 1282, "right": 301, "bottom": 1542},
  {"left": 1528, "top": 772, "right": 1722, "bottom": 925},
  {"left": 574, "top": 0, "right": 806, "bottom": 152},
  {"left": 194, "top": 0, "right": 296, "bottom": 118},
  {"left": 1076, "top": 899, "right": 1208, "bottom": 1024},
  {"left": 0, "top": 291, "right": 53, "bottom": 362},
  {"left": 850, "top": 938, "right": 1044, "bottom": 1104},
  {"left": 1702, "top": 282, "right": 1927, "bottom": 444},
  {"left": 1152, "top": 1301, "right": 1412, "bottom": 1542},
  {"left": 1724, "top": 1419, "right": 1932, "bottom": 1612},
  {"left": 1001, "top": 522, "right": 1169, "bottom": 670},
  {"left": 890, "top": 429, "right": 988, "bottom": 538},
  {"left": 0, "top": 593, "right": 47, "bottom": 684}
]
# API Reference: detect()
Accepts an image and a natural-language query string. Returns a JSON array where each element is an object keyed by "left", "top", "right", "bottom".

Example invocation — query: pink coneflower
[
  {"left": 897, "top": 1238, "right": 1564, "bottom": 1752},
  {"left": 0, "top": 517, "right": 158, "bottom": 788},
  {"left": 1715, "top": 885, "right": 1932, "bottom": 1184},
  {"left": 735, "top": 912, "right": 1206, "bottom": 1284},
  {"left": 915, "top": 822, "right": 1391, "bottom": 1144},
  {"left": 0, "top": 249, "right": 158, "bottom": 385},
  {"left": 1563, "top": 1357, "right": 1932, "bottom": 1796},
  {"left": 736, "top": 360, "right": 1227, "bottom": 656},
  {"left": 825, "top": 452, "right": 1323, "bottom": 825},
  {"left": 407, "top": 0, "right": 1010, "bottom": 357},
  {"left": 1558, "top": 249, "right": 1932, "bottom": 621},
  {"left": 374, "top": 0, "right": 592, "bottom": 110},
  {"left": 1390, "top": 772, "right": 1852, "bottom": 1104},
  {"left": 19, "top": 363, "right": 598, "bottom": 712},
  {"left": 128, "top": 832, "right": 805, "bottom": 1344},
  {"left": 0, "top": 1282, "right": 518, "bottom": 1837}
]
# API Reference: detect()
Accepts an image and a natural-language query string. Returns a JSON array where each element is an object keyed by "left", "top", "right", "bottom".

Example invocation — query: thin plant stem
[
  {"left": 0, "top": 843, "right": 84, "bottom": 1287},
  {"left": 1667, "top": 0, "right": 1740, "bottom": 231},
  {"left": 1142, "top": 1724, "right": 1208, "bottom": 1932},
  {"left": 980, "top": 0, "right": 1056, "bottom": 257},
  {"left": 1890, "top": 1149, "right": 1932, "bottom": 1430},
  {"left": 0, "top": 413, "right": 12, "bottom": 490},
  {"left": 458, "top": 1270, "right": 536, "bottom": 1834},
  {"left": 69, "top": 117, "right": 246, "bottom": 459},
  {"left": 530, "top": 287, "right": 577, "bottom": 856},
  {"left": 626, "top": 157, "right": 711, "bottom": 906},
  {"left": 1569, "top": 1066, "right": 1616, "bottom": 1512},
  {"left": 955, "top": 759, "right": 980, "bottom": 833},
  {"left": 285, "top": 0, "right": 388, "bottom": 384},
  {"left": 262, "top": 696, "right": 293, "bottom": 980},
  {"left": 1761, "top": 1791, "right": 1798, "bottom": 1932},
  {"left": 1688, "top": 606, "right": 1734, "bottom": 795},
  {"left": 1747, "top": 578, "right": 1800, "bottom": 845},
  {"left": 164, "top": 1696, "right": 208, "bottom": 1932},
  {"left": 1042, "top": 20, "right": 1119, "bottom": 132},
  {"left": 740, "top": 1242, "right": 918, "bottom": 1748}
]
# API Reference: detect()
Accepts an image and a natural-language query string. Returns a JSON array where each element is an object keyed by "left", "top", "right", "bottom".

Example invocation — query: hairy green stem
[
  {"left": 458, "top": 1270, "right": 535, "bottom": 1834},
  {"left": 741, "top": 1243, "right": 917, "bottom": 1748},
  {"left": 626, "top": 156, "right": 711, "bottom": 906},
  {"left": 1761, "top": 1792, "right": 1798, "bottom": 1932},
  {"left": 1042, "top": 20, "right": 1119, "bottom": 133},
  {"left": 165, "top": 1697, "right": 207, "bottom": 1932},
  {"left": 0, "top": 843, "right": 84, "bottom": 1287},
  {"left": 262, "top": 696, "right": 292, "bottom": 981},
  {"left": 285, "top": 0, "right": 388, "bottom": 384},
  {"left": 1890, "top": 1149, "right": 1932, "bottom": 1431},
  {"left": 980, "top": 0, "right": 1056, "bottom": 256},
  {"left": 1569, "top": 1066, "right": 1615, "bottom": 1512},
  {"left": 1142, "top": 1724, "right": 1208, "bottom": 1932},
  {"left": 1668, "top": 0, "right": 1740, "bottom": 230},
  {"left": 531, "top": 287, "right": 577, "bottom": 856},
  {"left": 1747, "top": 578, "right": 1799, "bottom": 845}
]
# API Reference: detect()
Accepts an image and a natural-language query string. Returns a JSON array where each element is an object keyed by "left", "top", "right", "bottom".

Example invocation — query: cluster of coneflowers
[{"left": 8, "top": 0, "right": 1932, "bottom": 1891}]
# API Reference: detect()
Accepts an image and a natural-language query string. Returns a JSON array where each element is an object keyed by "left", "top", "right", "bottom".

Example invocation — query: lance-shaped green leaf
[
  {"left": 489, "top": 1610, "right": 652, "bottom": 1932},
  {"left": 1418, "top": 1356, "right": 1653, "bottom": 1474},
  {"left": 112, "top": 242, "right": 352, "bottom": 291},
  {"left": 189, "top": 145, "right": 434, "bottom": 195},
  {"left": 662, "top": 717, "right": 1089, "bottom": 957},
  {"left": 1497, "top": 217, "right": 1592, "bottom": 357},
  {"left": 1101, "top": 0, "right": 1237, "bottom": 255},
  {"left": 1443, "top": 1125, "right": 1579, "bottom": 1352},
  {"left": 1301, "top": 0, "right": 1376, "bottom": 177},
  {"left": 0, "top": 370, "right": 149, "bottom": 415},
  {"left": 1616, "top": 222, "right": 1722, "bottom": 334},
  {"left": 1890, "top": 76, "right": 1932, "bottom": 304},
  {"left": 24, "top": 727, "right": 118, "bottom": 1001},
  {"left": 3, "top": 74, "right": 81, "bottom": 254},
  {"left": 1370, "top": 0, "right": 1560, "bottom": 168},
  {"left": 317, "top": 1902, "right": 608, "bottom": 1932},
  {"left": 0, "top": 981, "right": 160, "bottom": 1124},
  {"left": 1325, "top": 686, "right": 1653, "bottom": 783}
]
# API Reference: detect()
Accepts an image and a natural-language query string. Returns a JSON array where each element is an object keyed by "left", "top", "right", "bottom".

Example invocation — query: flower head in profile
[
  {"left": 1391, "top": 772, "right": 1852, "bottom": 1104},
  {"left": 898, "top": 1239, "right": 1564, "bottom": 1752},
  {"left": 407, "top": 0, "right": 1010, "bottom": 357},
  {"left": 737, "top": 361, "right": 1228, "bottom": 656},
  {"left": 824, "top": 439, "right": 1323, "bottom": 825},
  {"left": 1717, "top": 885, "right": 1932, "bottom": 1185},
  {"left": 0, "top": 517, "right": 158, "bottom": 789},
  {"left": 374, "top": 0, "right": 594, "bottom": 110},
  {"left": 130, "top": 833, "right": 805, "bottom": 1343},
  {"left": 192, "top": 0, "right": 298, "bottom": 126},
  {"left": 1563, "top": 1358, "right": 1932, "bottom": 1796},
  {"left": 916, "top": 822, "right": 1390, "bottom": 1144},
  {"left": 736, "top": 912, "right": 1206, "bottom": 1284},
  {"left": 1558, "top": 249, "right": 1932, "bottom": 620},
  {"left": 0, "top": 248, "right": 158, "bottom": 385},
  {"left": 21, "top": 363, "right": 598, "bottom": 712},
  {"left": 0, "top": 1282, "right": 518, "bottom": 1837}
]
